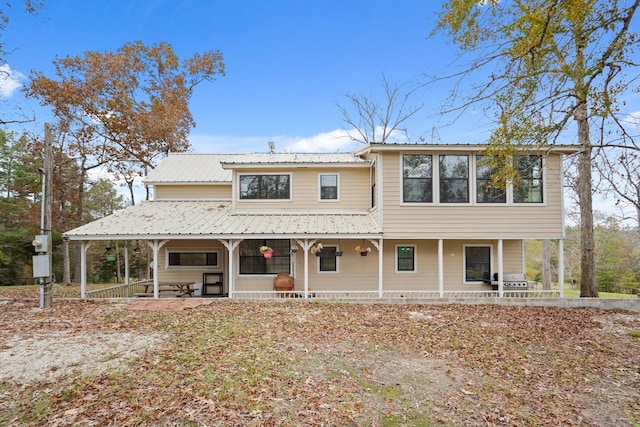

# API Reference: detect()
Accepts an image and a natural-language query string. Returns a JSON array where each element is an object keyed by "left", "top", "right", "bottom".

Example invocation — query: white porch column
[
  {"left": 558, "top": 239, "right": 565, "bottom": 298},
  {"left": 296, "top": 239, "right": 315, "bottom": 296},
  {"left": 498, "top": 239, "right": 504, "bottom": 298},
  {"left": 378, "top": 239, "right": 383, "bottom": 297},
  {"left": 124, "top": 244, "right": 130, "bottom": 298},
  {"left": 149, "top": 240, "right": 168, "bottom": 299},
  {"left": 438, "top": 239, "right": 444, "bottom": 297},
  {"left": 80, "top": 242, "right": 91, "bottom": 299},
  {"left": 222, "top": 239, "right": 241, "bottom": 299}
]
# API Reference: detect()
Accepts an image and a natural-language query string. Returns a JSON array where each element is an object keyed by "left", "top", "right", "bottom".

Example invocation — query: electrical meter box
[
  {"left": 32, "top": 254, "right": 51, "bottom": 278},
  {"left": 32, "top": 234, "right": 48, "bottom": 252}
]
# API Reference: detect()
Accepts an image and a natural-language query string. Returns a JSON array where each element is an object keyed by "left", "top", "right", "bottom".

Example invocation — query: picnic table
[{"left": 135, "top": 282, "right": 195, "bottom": 298}]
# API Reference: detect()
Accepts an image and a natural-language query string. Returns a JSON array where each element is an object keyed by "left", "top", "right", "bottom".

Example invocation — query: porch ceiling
[{"left": 64, "top": 200, "right": 382, "bottom": 241}]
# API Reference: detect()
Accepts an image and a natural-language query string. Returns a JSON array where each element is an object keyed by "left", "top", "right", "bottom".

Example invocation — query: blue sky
[{"left": 2, "top": 0, "right": 489, "bottom": 153}]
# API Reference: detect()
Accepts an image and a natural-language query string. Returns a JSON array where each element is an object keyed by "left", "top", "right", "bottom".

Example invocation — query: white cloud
[
  {"left": 623, "top": 111, "right": 640, "bottom": 129},
  {"left": 188, "top": 129, "right": 364, "bottom": 154},
  {"left": 0, "top": 64, "right": 25, "bottom": 98}
]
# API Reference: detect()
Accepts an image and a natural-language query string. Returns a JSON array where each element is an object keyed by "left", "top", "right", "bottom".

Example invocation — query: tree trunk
[
  {"left": 542, "top": 239, "right": 552, "bottom": 290},
  {"left": 576, "top": 102, "right": 598, "bottom": 297}
]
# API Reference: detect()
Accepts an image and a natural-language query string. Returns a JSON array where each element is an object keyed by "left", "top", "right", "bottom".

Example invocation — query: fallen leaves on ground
[{"left": 0, "top": 298, "right": 639, "bottom": 426}]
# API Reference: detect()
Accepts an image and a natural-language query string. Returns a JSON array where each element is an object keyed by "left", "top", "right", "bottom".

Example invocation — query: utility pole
[{"left": 32, "top": 123, "right": 53, "bottom": 308}]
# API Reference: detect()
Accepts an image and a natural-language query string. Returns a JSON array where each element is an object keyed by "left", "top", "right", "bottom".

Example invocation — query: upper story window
[
  {"left": 239, "top": 174, "right": 290, "bottom": 200},
  {"left": 513, "top": 155, "right": 543, "bottom": 203},
  {"left": 439, "top": 155, "right": 469, "bottom": 203},
  {"left": 371, "top": 161, "right": 377, "bottom": 208},
  {"left": 402, "top": 154, "right": 432, "bottom": 203},
  {"left": 319, "top": 174, "right": 339, "bottom": 201},
  {"left": 476, "top": 156, "right": 506, "bottom": 203}
]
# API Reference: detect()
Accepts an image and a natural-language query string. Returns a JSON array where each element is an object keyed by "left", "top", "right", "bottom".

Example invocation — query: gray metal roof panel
[
  {"left": 64, "top": 200, "right": 382, "bottom": 240},
  {"left": 144, "top": 154, "right": 237, "bottom": 184}
]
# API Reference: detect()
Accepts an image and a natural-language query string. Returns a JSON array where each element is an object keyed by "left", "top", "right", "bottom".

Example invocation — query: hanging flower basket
[
  {"left": 260, "top": 246, "right": 274, "bottom": 258},
  {"left": 310, "top": 243, "right": 323, "bottom": 256},
  {"left": 355, "top": 245, "right": 371, "bottom": 256}
]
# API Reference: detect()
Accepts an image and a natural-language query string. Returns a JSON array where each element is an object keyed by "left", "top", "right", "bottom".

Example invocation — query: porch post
[
  {"left": 149, "top": 240, "right": 169, "bottom": 299},
  {"left": 223, "top": 239, "right": 241, "bottom": 299},
  {"left": 152, "top": 240, "right": 160, "bottom": 298},
  {"left": 296, "top": 239, "right": 314, "bottom": 297},
  {"left": 497, "top": 239, "right": 504, "bottom": 298},
  {"left": 378, "top": 238, "right": 383, "bottom": 298},
  {"left": 80, "top": 241, "right": 91, "bottom": 299},
  {"left": 558, "top": 239, "right": 565, "bottom": 298},
  {"left": 438, "top": 239, "right": 444, "bottom": 297},
  {"left": 124, "top": 243, "right": 130, "bottom": 291}
]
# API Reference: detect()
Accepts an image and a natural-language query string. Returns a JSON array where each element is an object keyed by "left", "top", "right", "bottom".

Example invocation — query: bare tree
[{"left": 338, "top": 74, "right": 423, "bottom": 144}]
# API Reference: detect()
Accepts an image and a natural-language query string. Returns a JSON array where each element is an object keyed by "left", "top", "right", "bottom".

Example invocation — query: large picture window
[
  {"left": 440, "top": 155, "right": 469, "bottom": 203},
  {"left": 239, "top": 174, "right": 290, "bottom": 200},
  {"left": 513, "top": 155, "right": 543, "bottom": 203},
  {"left": 239, "top": 239, "right": 290, "bottom": 274},
  {"left": 403, "top": 154, "right": 432, "bottom": 203},
  {"left": 396, "top": 245, "right": 416, "bottom": 272},
  {"left": 476, "top": 156, "right": 506, "bottom": 203},
  {"left": 464, "top": 246, "right": 491, "bottom": 282},
  {"left": 168, "top": 251, "right": 219, "bottom": 267}
]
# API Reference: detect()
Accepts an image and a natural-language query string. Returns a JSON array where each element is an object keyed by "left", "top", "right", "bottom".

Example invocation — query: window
[
  {"left": 396, "top": 245, "right": 416, "bottom": 272},
  {"left": 476, "top": 156, "right": 506, "bottom": 203},
  {"left": 239, "top": 174, "right": 290, "bottom": 200},
  {"left": 168, "top": 251, "right": 219, "bottom": 268},
  {"left": 239, "top": 239, "right": 290, "bottom": 274},
  {"left": 371, "top": 162, "right": 377, "bottom": 208},
  {"left": 403, "top": 154, "right": 432, "bottom": 203},
  {"left": 319, "top": 174, "right": 339, "bottom": 200},
  {"left": 440, "top": 155, "right": 469, "bottom": 203},
  {"left": 464, "top": 246, "right": 491, "bottom": 282},
  {"left": 319, "top": 246, "right": 338, "bottom": 272},
  {"left": 513, "top": 155, "right": 543, "bottom": 203}
]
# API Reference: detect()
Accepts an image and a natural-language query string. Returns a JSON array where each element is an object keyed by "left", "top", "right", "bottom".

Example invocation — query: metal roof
[
  {"left": 64, "top": 200, "right": 382, "bottom": 240},
  {"left": 220, "top": 152, "right": 370, "bottom": 167},
  {"left": 144, "top": 153, "right": 237, "bottom": 184}
]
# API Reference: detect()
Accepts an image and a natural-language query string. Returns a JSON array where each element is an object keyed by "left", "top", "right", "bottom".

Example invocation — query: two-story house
[{"left": 64, "top": 143, "right": 578, "bottom": 299}]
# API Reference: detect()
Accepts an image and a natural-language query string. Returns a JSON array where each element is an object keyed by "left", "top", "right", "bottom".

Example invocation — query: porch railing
[
  {"left": 85, "top": 279, "right": 153, "bottom": 299},
  {"left": 232, "top": 289, "right": 561, "bottom": 300}
]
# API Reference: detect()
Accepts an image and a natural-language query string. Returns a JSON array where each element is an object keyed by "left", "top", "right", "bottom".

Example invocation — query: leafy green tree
[
  {"left": 0, "top": 129, "right": 40, "bottom": 284},
  {"left": 433, "top": 0, "right": 640, "bottom": 297}
]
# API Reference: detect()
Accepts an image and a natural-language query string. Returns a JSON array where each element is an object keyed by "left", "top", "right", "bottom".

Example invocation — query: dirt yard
[{"left": 1, "top": 297, "right": 639, "bottom": 426}]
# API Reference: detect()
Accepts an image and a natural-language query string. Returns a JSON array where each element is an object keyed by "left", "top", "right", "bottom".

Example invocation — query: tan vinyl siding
[
  {"left": 234, "top": 167, "right": 371, "bottom": 212},
  {"left": 156, "top": 240, "right": 226, "bottom": 285},
  {"left": 233, "top": 239, "right": 525, "bottom": 293},
  {"left": 155, "top": 184, "right": 231, "bottom": 200},
  {"left": 381, "top": 152, "right": 565, "bottom": 239},
  {"left": 234, "top": 241, "right": 379, "bottom": 292}
]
